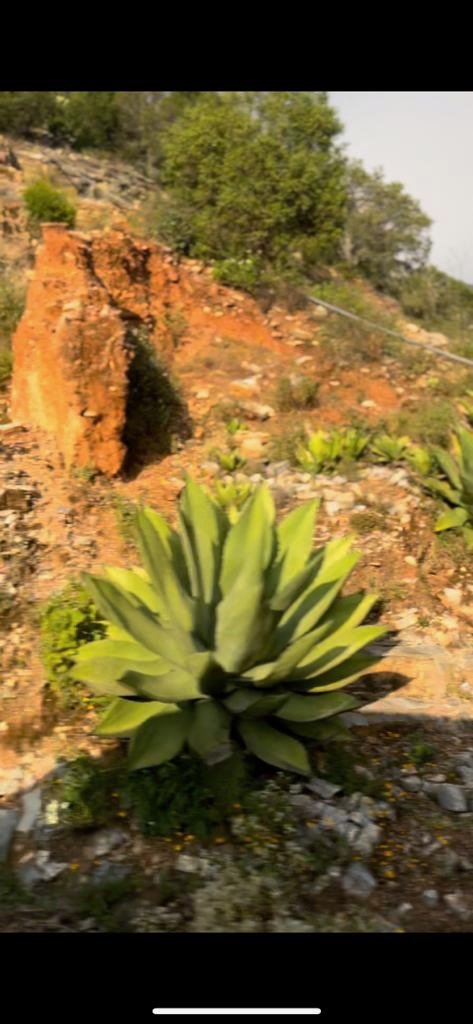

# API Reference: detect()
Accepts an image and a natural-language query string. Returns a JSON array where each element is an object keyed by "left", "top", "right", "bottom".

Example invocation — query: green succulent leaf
[
  {"left": 188, "top": 700, "right": 232, "bottom": 764},
  {"left": 275, "top": 691, "right": 360, "bottom": 722},
  {"left": 128, "top": 707, "right": 192, "bottom": 770},
  {"left": 135, "top": 510, "right": 197, "bottom": 632},
  {"left": 289, "top": 718, "right": 353, "bottom": 742},
  {"left": 96, "top": 698, "right": 177, "bottom": 737},
  {"left": 238, "top": 719, "right": 311, "bottom": 775},
  {"left": 435, "top": 506, "right": 469, "bottom": 532},
  {"left": 219, "top": 485, "right": 275, "bottom": 594}
]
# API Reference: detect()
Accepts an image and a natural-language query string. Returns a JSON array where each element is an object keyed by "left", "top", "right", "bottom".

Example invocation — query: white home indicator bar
[{"left": 152, "top": 1011, "right": 321, "bottom": 1016}]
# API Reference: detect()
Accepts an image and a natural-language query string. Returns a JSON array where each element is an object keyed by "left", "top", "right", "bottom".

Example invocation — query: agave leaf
[
  {"left": 435, "top": 506, "right": 469, "bottom": 532},
  {"left": 238, "top": 719, "right": 310, "bottom": 775},
  {"left": 275, "top": 691, "right": 360, "bottom": 722},
  {"left": 83, "top": 575, "right": 201, "bottom": 665},
  {"left": 128, "top": 707, "right": 192, "bottom": 770},
  {"left": 106, "top": 623, "right": 133, "bottom": 642},
  {"left": 188, "top": 700, "right": 232, "bottom": 764},
  {"left": 423, "top": 477, "right": 462, "bottom": 505},
  {"left": 458, "top": 428, "right": 473, "bottom": 479},
  {"left": 141, "top": 506, "right": 189, "bottom": 588},
  {"left": 293, "top": 623, "right": 386, "bottom": 684},
  {"left": 296, "top": 651, "right": 380, "bottom": 691},
  {"left": 135, "top": 511, "right": 197, "bottom": 632},
  {"left": 179, "top": 479, "right": 227, "bottom": 605},
  {"left": 274, "top": 549, "right": 361, "bottom": 650},
  {"left": 104, "top": 567, "right": 161, "bottom": 614},
  {"left": 245, "top": 619, "right": 337, "bottom": 687},
  {"left": 240, "top": 692, "right": 289, "bottom": 718},
  {"left": 96, "top": 698, "right": 177, "bottom": 737},
  {"left": 70, "top": 654, "right": 168, "bottom": 685},
  {"left": 215, "top": 578, "right": 274, "bottom": 673},
  {"left": 74, "top": 639, "right": 160, "bottom": 663},
  {"left": 122, "top": 652, "right": 218, "bottom": 702},
  {"left": 268, "top": 551, "right": 324, "bottom": 612},
  {"left": 266, "top": 499, "right": 319, "bottom": 598},
  {"left": 223, "top": 688, "right": 263, "bottom": 714},
  {"left": 289, "top": 719, "right": 353, "bottom": 742},
  {"left": 70, "top": 673, "right": 136, "bottom": 698},
  {"left": 219, "top": 485, "right": 275, "bottom": 595},
  {"left": 432, "top": 448, "right": 462, "bottom": 490}
]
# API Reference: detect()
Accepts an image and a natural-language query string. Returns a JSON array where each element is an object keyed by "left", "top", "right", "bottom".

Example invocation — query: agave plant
[
  {"left": 296, "top": 428, "right": 369, "bottom": 474},
  {"left": 211, "top": 448, "right": 247, "bottom": 472},
  {"left": 403, "top": 443, "right": 433, "bottom": 478},
  {"left": 424, "top": 428, "right": 473, "bottom": 547},
  {"left": 209, "top": 480, "right": 253, "bottom": 523},
  {"left": 369, "top": 433, "right": 411, "bottom": 463},
  {"left": 71, "top": 481, "right": 386, "bottom": 776}
]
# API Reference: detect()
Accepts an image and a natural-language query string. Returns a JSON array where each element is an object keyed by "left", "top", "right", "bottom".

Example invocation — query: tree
[
  {"left": 343, "top": 161, "right": 432, "bottom": 292},
  {"left": 159, "top": 91, "right": 347, "bottom": 274}
]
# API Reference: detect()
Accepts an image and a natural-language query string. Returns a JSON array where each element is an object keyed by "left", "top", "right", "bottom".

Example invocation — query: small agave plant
[
  {"left": 424, "top": 428, "right": 473, "bottom": 547},
  {"left": 369, "top": 433, "right": 411, "bottom": 463},
  {"left": 210, "top": 480, "right": 253, "bottom": 524},
  {"left": 296, "top": 428, "right": 369, "bottom": 474},
  {"left": 71, "top": 481, "right": 386, "bottom": 776}
]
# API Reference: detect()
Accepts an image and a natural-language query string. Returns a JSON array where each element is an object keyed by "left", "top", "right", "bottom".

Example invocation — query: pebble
[
  {"left": 435, "top": 784, "right": 468, "bottom": 813},
  {"left": 306, "top": 777, "right": 342, "bottom": 800},
  {"left": 444, "top": 893, "right": 471, "bottom": 921},
  {"left": 456, "top": 765, "right": 473, "bottom": 785},
  {"left": 396, "top": 902, "right": 413, "bottom": 918},
  {"left": 422, "top": 889, "right": 439, "bottom": 907},
  {"left": 342, "top": 863, "right": 377, "bottom": 898},
  {"left": 85, "top": 828, "right": 126, "bottom": 858},
  {"left": 401, "top": 776, "right": 422, "bottom": 793}
]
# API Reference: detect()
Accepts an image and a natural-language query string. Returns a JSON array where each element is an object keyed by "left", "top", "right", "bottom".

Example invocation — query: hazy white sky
[{"left": 330, "top": 92, "right": 473, "bottom": 284}]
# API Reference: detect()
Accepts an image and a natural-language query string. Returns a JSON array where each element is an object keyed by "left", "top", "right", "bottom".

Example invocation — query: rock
[
  {"left": 16, "top": 787, "right": 42, "bottom": 834},
  {"left": 289, "top": 794, "right": 322, "bottom": 819},
  {"left": 456, "top": 765, "right": 473, "bottom": 785},
  {"left": 443, "top": 587, "right": 462, "bottom": 609},
  {"left": 435, "top": 784, "right": 468, "bottom": 813},
  {"left": 341, "top": 863, "right": 377, "bottom": 898},
  {"left": 401, "top": 776, "right": 422, "bottom": 793},
  {"left": 444, "top": 893, "right": 471, "bottom": 921},
  {"left": 353, "top": 823, "right": 382, "bottom": 856},
  {"left": 239, "top": 432, "right": 269, "bottom": 460},
  {"left": 240, "top": 401, "right": 275, "bottom": 421},
  {"left": 435, "top": 848, "right": 460, "bottom": 878},
  {"left": 86, "top": 828, "right": 126, "bottom": 858},
  {"left": 306, "top": 777, "right": 342, "bottom": 800},
  {"left": 422, "top": 889, "right": 439, "bottom": 907},
  {"left": 0, "top": 422, "right": 25, "bottom": 434},
  {"left": 0, "top": 808, "right": 20, "bottom": 862},
  {"left": 0, "top": 486, "right": 38, "bottom": 511},
  {"left": 18, "top": 850, "right": 68, "bottom": 885},
  {"left": 396, "top": 902, "right": 413, "bottom": 918}
]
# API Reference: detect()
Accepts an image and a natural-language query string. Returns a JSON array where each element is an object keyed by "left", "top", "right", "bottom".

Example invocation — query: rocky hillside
[{"left": 2, "top": 140, "right": 473, "bottom": 935}]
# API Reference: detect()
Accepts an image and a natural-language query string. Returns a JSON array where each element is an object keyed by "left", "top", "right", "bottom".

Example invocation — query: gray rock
[
  {"left": 456, "top": 765, "right": 473, "bottom": 786},
  {"left": 86, "top": 828, "right": 126, "bottom": 858},
  {"left": 342, "top": 863, "right": 377, "bottom": 898},
  {"left": 353, "top": 823, "right": 382, "bottom": 856},
  {"left": 16, "top": 787, "right": 42, "bottom": 834},
  {"left": 289, "top": 794, "right": 322, "bottom": 819},
  {"left": 435, "top": 784, "right": 468, "bottom": 813},
  {"left": 444, "top": 893, "right": 471, "bottom": 921},
  {"left": 435, "top": 848, "right": 460, "bottom": 878},
  {"left": 0, "top": 808, "right": 19, "bottom": 862},
  {"left": 319, "top": 806, "right": 348, "bottom": 831},
  {"left": 306, "top": 776, "right": 342, "bottom": 800},
  {"left": 422, "top": 889, "right": 439, "bottom": 907},
  {"left": 396, "top": 902, "right": 413, "bottom": 918},
  {"left": 402, "top": 776, "right": 422, "bottom": 793}
]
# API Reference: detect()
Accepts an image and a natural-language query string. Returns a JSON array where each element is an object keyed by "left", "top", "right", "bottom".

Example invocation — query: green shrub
[
  {"left": 71, "top": 480, "right": 386, "bottom": 778},
  {"left": 275, "top": 376, "right": 320, "bottom": 412},
  {"left": 213, "top": 257, "right": 263, "bottom": 294},
  {"left": 40, "top": 581, "right": 106, "bottom": 709},
  {"left": 424, "top": 426, "right": 473, "bottom": 548},
  {"left": 23, "top": 178, "right": 76, "bottom": 228}
]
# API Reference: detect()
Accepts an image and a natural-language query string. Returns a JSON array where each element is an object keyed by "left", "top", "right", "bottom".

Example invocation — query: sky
[{"left": 329, "top": 92, "right": 473, "bottom": 284}]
